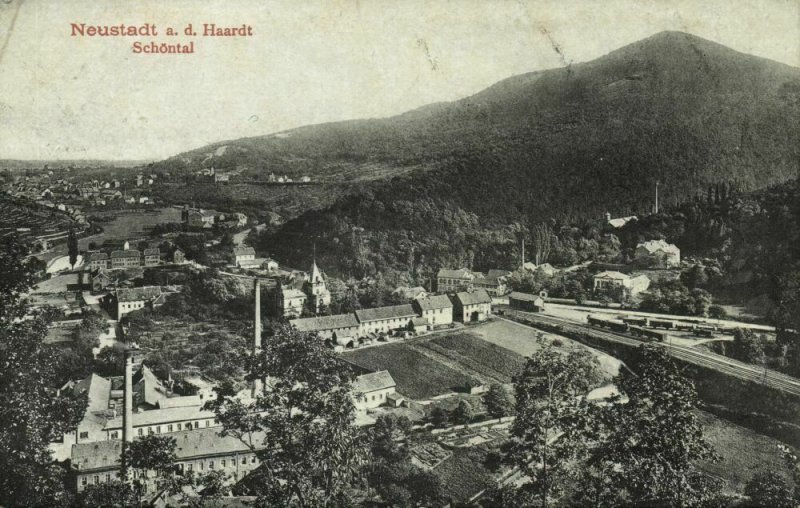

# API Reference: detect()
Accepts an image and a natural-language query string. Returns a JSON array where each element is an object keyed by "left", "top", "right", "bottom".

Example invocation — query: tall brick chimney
[
  {"left": 121, "top": 347, "right": 135, "bottom": 480},
  {"left": 252, "top": 278, "right": 262, "bottom": 396}
]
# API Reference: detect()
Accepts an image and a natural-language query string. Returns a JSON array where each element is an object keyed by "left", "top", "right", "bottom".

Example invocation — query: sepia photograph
[{"left": 1, "top": 0, "right": 799, "bottom": 506}]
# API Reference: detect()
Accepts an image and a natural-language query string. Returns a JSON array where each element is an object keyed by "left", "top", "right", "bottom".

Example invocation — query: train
[{"left": 587, "top": 314, "right": 720, "bottom": 341}]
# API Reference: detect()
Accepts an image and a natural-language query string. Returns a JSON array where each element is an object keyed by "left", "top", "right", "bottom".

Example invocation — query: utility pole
[{"left": 521, "top": 238, "right": 525, "bottom": 269}]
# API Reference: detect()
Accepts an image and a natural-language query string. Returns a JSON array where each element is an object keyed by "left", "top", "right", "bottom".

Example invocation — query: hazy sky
[{"left": 0, "top": 0, "right": 798, "bottom": 161}]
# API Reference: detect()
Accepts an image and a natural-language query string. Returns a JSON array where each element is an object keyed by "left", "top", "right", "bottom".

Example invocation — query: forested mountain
[{"left": 159, "top": 31, "right": 800, "bottom": 222}]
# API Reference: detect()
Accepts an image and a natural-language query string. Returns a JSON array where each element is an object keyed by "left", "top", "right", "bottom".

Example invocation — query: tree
[
  {"left": 744, "top": 471, "right": 794, "bottom": 508},
  {"left": 68, "top": 228, "right": 79, "bottom": 269},
  {"left": 730, "top": 328, "right": 766, "bottom": 364},
  {"left": 0, "top": 236, "right": 87, "bottom": 507},
  {"left": 206, "top": 323, "right": 367, "bottom": 507},
  {"left": 532, "top": 223, "right": 552, "bottom": 266},
  {"left": 483, "top": 383, "right": 515, "bottom": 420},
  {"left": 708, "top": 304, "right": 727, "bottom": 319},
  {"left": 452, "top": 399, "right": 474, "bottom": 425},
  {"left": 505, "top": 341, "right": 602, "bottom": 507},
  {"left": 430, "top": 407, "right": 449, "bottom": 428},
  {"left": 577, "top": 344, "right": 720, "bottom": 507}
]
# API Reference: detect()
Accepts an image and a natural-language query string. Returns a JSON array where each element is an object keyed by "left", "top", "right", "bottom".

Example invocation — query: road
[{"left": 508, "top": 311, "right": 800, "bottom": 397}]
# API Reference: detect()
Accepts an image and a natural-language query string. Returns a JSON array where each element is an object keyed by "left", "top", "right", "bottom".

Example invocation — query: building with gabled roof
[
  {"left": 593, "top": 271, "right": 650, "bottom": 296},
  {"left": 143, "top": 247, "right": 160, "bottom": 266},
  {"left": 110, "top": 249, "right": 141, "bottom": 269},
  {"left": 635, "top": 239, "right": 681, "bottom": 267},
  {"left": 232, "top": 246, "right": 256, "bottom": 267},
  {"left": 114, "top": 286, "right": 163, "bottom": 318},
  {"left": 452, "top": 289, "right": 492, "bottom": 322},
  {"left": 306, "top": 261, "right": 331, "bottom": 313},
  {"left": 71, "top": 427, "right": 266, "bottom": 493},
  {"left": 352, "top": 370, "right": 396, "bottom": 410},
  {"left": 289, "top": 313, "right": 359, "bottom": 341},
  {"left": 87, "top": 252, "right": 109, "bottom": 271},
  {"left": 437, "top": 268, "right": 475, "bottom": 293},
  {"left": 413, "top": 294, "right": 453, "bottom": 328},
  {"left": 355, "top": 304, "right": 417, "bottom": 336},
  {"left": 277, "top": 286, "right": 306, "bottom": 318},
  {"left": 509, "top": 291, "right": 546, "bottom": 312}
]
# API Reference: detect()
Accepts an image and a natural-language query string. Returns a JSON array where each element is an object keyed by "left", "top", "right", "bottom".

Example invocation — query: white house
[
  {"left": 635, "top": 239, "right": 681, "bottom": 267},
  {"left": 353, "top": 370, "right": 397, "bottom": 410},
  {"left": 593, "top": 271, "right": 650, "bottom": 296}
]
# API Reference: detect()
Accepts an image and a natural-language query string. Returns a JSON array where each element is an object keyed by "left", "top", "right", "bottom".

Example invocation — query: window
[
  {"left": 241, "top": 457, "right": 246, "bottom": 465},
  {"left": 147, "top": 427, "right": 153, "bottom": 435},
  {"left": 156, "top": 426, "right": 161, "bottom": 434},
  {"left": 187, "top": 464, "right": 193, "bottom": 472},
  {"left": 79, "top": 431, "right": 88, "bottom": 439},
  {"left": 137, "top": 428, "right": 143, "bottom": 436},
  {"left": 199, "top": 462, "right": 204, "bottom": 471},
  {"left": 110, "top": 431, "right": 119, "bottom": 439},
  {"left": 205, "top": 420, "right": 210, "bottom": 428},
  {"left": 93, "top": 476, "right": 99, "bottom": 485},
  {"left": 81, "top": 477, "right": 87, "bottom": 487},
  {"left": 251, "top": 456, "right": 256, "bottom": 464},
  {"left": 176, "top": 423, "right": 182, "bottom": 431},
  {"left": 209, "top": 460, "right": 214, "bottom": 469},
  {"left": 168, "top": 424, "right": 173, "bottom": 432},
  {"left": 105, "top": 474, "right": 110, "bottom": 483},
  {"left": 221, "top": 460, "right": 226, "bottom": 468}
]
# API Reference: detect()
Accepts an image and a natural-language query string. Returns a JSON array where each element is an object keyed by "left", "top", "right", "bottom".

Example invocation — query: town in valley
[{"left": 2, "top": 3, "right": 800, "bottom": 507}]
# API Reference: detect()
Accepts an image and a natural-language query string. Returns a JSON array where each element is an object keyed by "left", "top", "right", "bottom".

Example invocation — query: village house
[
  {"left": 277, "top": 285, "right": 307, "bottom": 318},
  {"left": 352, "top": 370, "right": 397, "bottom": 411},
  {"left": 593, "top": 271, "right": 651, "bottom": 296},
  {"left": 355, "top": 304, "right": 417, "bottom": 336},
  {"left": 263, "top": 258, "right": 278, "bottom": 271},
  {"left": 87, "top": 252, "right": 110, "bottom": 270},
  {"left": 110, "top": 249, "right": 142, "bottom": 269},
  {"left": 392, "top": 286, "right": 428, "bottom": 301},
  {"left": 182, "top": 207, "right": 217, "bottom": 228},
  {"left": 523, "top": 262, "right": 558, "bottom": 277},
  {"left": 143, "top": 248, "right": 161, "bottom": 266},
  {"left": 635, "top": 239, "right": 681, "bottom": 267},
  {"left": 605, "top": 212, "right": 638, "bottom": 229},
  {"left": 114, "top": 286, "right": 164, "bottom": 318},
  {"left": 437, "top": 268, "right": 475, "bottom": 293},
  {"left": 172, "top": 247, "right": 186, "bottom": 264},
  {"left": 412, "top": 294, "right": 453, "bottom": 328},
  {"left": 232, "top": 246, "right": 257, "bottom": 267},
  {"left": 71, "top": 427, "right": 265, "bottom": 493},
  {"left": 452, "top": 289, "right": 492, "bottom": 322},
  {"left": 90, "top": 269, "right": 114, "bottom": 294},
  {"left": 509, "top": 291, "right": 546, "bottom": 312},
  {"left": 472, "top": 269, "right": 510, "bottom": 296},
  {"left": 289, "top": 313, "right": 360, "bottom": 344},
  {"left": 213, "top": 172, "right": 230, "bottom": 183}
]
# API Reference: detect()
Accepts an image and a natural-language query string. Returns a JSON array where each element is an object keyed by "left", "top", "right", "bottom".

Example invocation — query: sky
[{"left": 0, "top": 0, "right": 798, "bottom": 161}]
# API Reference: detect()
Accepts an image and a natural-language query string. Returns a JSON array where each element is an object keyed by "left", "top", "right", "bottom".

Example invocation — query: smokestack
[
  {"left": 252, "top": 279, "right": 262, "bottom": 396},
  {"left": 121, "top": 348, "right": 135, "bottom": 480},
  {"left": 521, "top": 238, "right": 525, "bottom": 270}
]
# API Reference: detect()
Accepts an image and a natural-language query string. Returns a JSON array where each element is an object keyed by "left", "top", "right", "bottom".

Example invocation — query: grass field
[
  {"left": 697, "top": 410, "right": 796, "bottom": 494},
  {"left": 428, "top": 333, "right": 527, "bottom": 382},
  {"left": 471, "top": 319, "right": 622, "bottom": 379},
  {"left": 341, "top": 343, "right": 480, "bottom": 399}
]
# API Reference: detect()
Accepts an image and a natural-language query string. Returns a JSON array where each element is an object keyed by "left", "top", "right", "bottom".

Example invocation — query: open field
[
  {"left": 471, "top": 318, "right": 622, "bottom": 379},
  {"left": 697, "top": 410, "right": 796, "bottom": 494},
  {"left": 428, "top": 333, "right": 526, "bottom": 382},
  {"left": 342, "top": 343, "right": 479, "bottom": 400}
]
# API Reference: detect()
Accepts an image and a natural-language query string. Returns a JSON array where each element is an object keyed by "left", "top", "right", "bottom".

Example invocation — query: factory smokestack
[
  {"left": 121, "top": 347, "right": 135, "bottom": 480},
  {"left": 252, "top": 278, "right": 262, "bottom": 396}
]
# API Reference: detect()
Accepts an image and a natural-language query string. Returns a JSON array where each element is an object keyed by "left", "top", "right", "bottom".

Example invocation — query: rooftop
[
  {"left": 437, "top": 268, "right": 474, "bottom": 280},
  {"left": 143, "top": 248, "right": 160, "bottom": 256},
  {"left": 353, "top": 370, "right": 396, "bottom": 394},
  {"left": 594, "top": 271, "right": 630, "bottom": 280},
  {"left": 111, "top": 249, "right": 141, "bottom": 259},
  {"left": 72, "top": 427, "right": 266, "bottom": 472},
  {"left": 355, "top": 304, "right": 417, "bottom": 323},
  {"left": 509, "top": 291, "right": 544, "bottom": 303},
  {"left": 104, "top": 405, "right": 216, "bottom": 430},
  {"left": 116, "top": 286, "right": 162, "bottom": 303},
  {"left": 454, "top": 289, "right": 492, "bottom": 306},
  {"left": 290, "top": 313, "right": 359, "bottom": 332},
  {"left": 414, "top": 295, "right": 453, "bottom": 311},
  {"left": 233, "top": 246, "right": 255, "bottom": 257}
]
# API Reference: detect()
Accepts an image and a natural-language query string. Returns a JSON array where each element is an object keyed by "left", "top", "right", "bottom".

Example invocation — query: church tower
[{"left": 308, "top": 260, "right": 331, "bottom": 314}]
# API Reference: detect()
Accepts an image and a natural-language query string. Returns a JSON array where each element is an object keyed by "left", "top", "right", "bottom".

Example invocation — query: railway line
[{"left": 508, "top": 311, "right": 800, "bottom": 397}]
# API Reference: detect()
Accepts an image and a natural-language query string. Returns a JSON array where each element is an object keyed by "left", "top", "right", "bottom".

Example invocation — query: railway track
[{"left": 509, "top": 311, "right": 800, "bottom": 397}]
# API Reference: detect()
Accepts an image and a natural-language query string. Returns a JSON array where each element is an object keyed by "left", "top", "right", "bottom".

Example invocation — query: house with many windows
[
  {"left": 352, "top": 370, "right": 397, "bottom": 410},
  {"left": 412, "top": 295, "right": 453, "bottom": 328},
  {"left": 452, "top": 289, "right": 492, "bottom": 322},
  {"left": 114, "top": 286, "right": 164, "bottom": 318},
  {"left": 355, "top": 304, "right": 417, "bottom": 336},
  {"left": 437, "top": 268, "right": 475, "bottom": 293}
]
